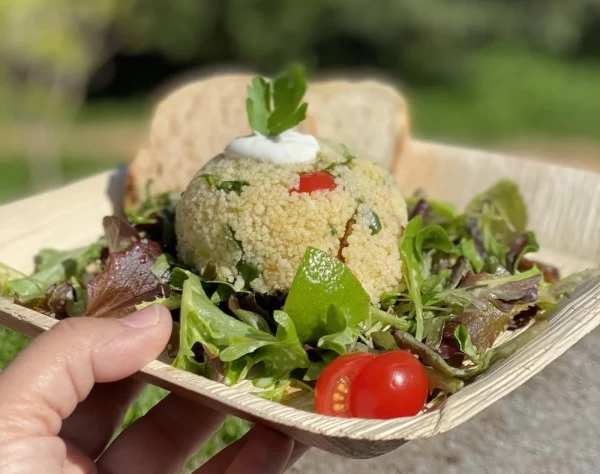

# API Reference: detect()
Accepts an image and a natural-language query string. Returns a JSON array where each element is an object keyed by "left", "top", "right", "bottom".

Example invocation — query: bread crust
[{"left": 124, "top": 72, "right": 410, "bottom": 207}]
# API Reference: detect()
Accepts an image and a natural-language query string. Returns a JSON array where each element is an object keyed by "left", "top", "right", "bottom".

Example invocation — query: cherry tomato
[
  {"left": 314, "top": 352, "right": 375, "bottom": 417},
  {"left": 349, "top": 351, "right": 429, "bottom": 419},
  {"left": 293, "top": 171, "right": 337, "bottom": 193}
]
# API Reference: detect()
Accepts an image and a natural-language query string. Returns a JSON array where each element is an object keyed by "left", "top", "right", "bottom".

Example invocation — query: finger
[
  {"left": 0, "top": 436, "right": 65, "bottom": 474},
  {"left": 0, "top": 305, "right": 172, "bottom": 443},
  {"left": 195, "top": 425, "right": 294, "bottom": 474},
  {"left": 63, "top": 440, "right": 96, "bottom": 474},
  {"left": 60, "top": 378, "right": 146, "bottom": 460},
  {"left": 194, "top": 427, "right": 253, "bottom": 473},
  {"left": 285, "top": 442, "right": 310, "bottom": 471},
  {"left": 97, "top": 393, "right": 225, "bottom": 474}
]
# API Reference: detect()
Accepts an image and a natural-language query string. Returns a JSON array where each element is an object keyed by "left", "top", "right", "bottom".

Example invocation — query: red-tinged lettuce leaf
[
  {"left": 507, "top": 306, "right": 539, "bottom": 330},
  {"left": 453, "top": 271, "right": 540, "bottom": 351},
  {"left": 17, "top": 279, "right": 87, "bottom": 319},
  {"left": 86, "top": 238, "right": 169, "bottom": 318},
  {"left": 430, "top": 269, "right": 542, "bottom": 353},
  {"left": 506, "top": 232, "right": 540, "bottom": 273},
  {"left": 436, "top": 324, "right": 466, "bottom": 368},
  {"left": 519, "top": 257, "right": 560, "bottom": 284},
  {"left": 393, "top": 321, "right": 548, "bottom": 382},
  {"left": 103, "top": 216, "right": 140, "bottom": 253}
]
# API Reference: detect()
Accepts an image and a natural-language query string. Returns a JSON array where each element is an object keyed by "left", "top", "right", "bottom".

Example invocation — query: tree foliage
[{"left": 0, "top": 0, "right": 599, "bottom": 116}]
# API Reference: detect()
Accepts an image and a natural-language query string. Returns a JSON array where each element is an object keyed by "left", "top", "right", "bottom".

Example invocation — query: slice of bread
[
  {"left": 304, "top": 79, "right": 410, "bottom": 172},
  {"left": 124, "top": 71, "right": 410, "bottom": 207}
]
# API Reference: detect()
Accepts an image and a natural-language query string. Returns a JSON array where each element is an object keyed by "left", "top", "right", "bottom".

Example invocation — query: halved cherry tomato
[
  {"left": 314, "top": 351, "right": 429, "bottom": 419},
  {"left": 293, "top": 171, "right": 337, "bottom": 193},
  {"left": 350, "top": 351, "right": 429, "bottom": 419},
  {"left": 314, "top": 352, "right": 375, "bottom": 417}
]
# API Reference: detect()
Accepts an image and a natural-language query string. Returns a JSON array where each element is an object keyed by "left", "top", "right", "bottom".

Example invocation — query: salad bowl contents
[{"left": 1, "top": 66, "right": 599, "bottom": 455}]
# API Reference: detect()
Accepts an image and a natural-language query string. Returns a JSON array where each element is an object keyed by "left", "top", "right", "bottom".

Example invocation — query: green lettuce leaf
[
  {"left": 135, "top": 294, "right": 182, "bottom": 311},
  {"left": 284, "top": 247, "right": 370, "bottom": 343},
  {"left": 467, "top": 180, "right": 527, "bottom": 233},
  {"left": 424, "top": 367, "right": 464, "bottom": 394},
  {"left": 175, "top": 271, "right": 308, "bottom": 387},
  {"left": 416, "top": 225, "right": 454, "bottom": 257},
  {"left": 250, "top": 311, "right": 309, "bottom": 387},
  {"left": 454, "top": 323, "right": 479, "bottom": 362},
  {"left": 317, "top": 306, "right": 359, "bottom": 355},
  {"left": 369, "top": 306, "right": 412, "bottom": 331},
  {"left": 460, "top": 239, "right": 485, "bottom": 273},
  {"left": 8, "top": 243, "right": 103, "bottom": 302},
  {"left": 400, "top": 217, "right": 426, "bottom": 340},
  {"left": 0, "top": 263, "right": 25, "bottom": 296}
]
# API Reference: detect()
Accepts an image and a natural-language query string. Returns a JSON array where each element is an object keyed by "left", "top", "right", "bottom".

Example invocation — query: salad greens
[
  {"left": 2, "top": 179, "right": 593, "bottom": 395},
  {"left": 174, "top": 270, "right": 309, "bottom": 387},
  {"left": 1, "top": 176, "right": 597, "bottom": 467},
  {"left": 284, "top": 247, "right": 370, "bottom": 343},
  {"left": 8, "top": 244, "right": 103, "bottom": 303}
]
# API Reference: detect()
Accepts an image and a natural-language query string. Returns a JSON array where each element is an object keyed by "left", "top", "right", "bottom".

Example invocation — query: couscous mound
[{"left": 175, "top": 141, "right": 408, "bottom": 301}]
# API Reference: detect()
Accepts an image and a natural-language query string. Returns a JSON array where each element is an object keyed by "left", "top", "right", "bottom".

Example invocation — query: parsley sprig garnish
[{"left": 246, "top": 65, "right": 308, "bottom": 137}]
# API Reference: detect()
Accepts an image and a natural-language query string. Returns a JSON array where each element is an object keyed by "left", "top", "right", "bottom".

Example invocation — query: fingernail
[{"left": 121, "top": 305, "right": 161, "bottom": 328}]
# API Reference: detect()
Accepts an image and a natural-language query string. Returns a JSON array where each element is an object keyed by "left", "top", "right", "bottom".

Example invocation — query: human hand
[{"left": 0, "top": 305, "right": 306, "bottom": 473}]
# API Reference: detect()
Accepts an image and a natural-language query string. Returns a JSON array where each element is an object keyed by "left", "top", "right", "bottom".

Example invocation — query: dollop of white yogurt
[{"left": 224, "top": 130, "right": 319, "bottom": 164}]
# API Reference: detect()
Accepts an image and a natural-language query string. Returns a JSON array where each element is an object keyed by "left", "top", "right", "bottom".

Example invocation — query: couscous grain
[{"left": 176, "top": 140, "right": 408, "bottom": 301}]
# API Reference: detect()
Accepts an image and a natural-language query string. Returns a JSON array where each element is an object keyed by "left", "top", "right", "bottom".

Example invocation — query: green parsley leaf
[
  {"left": 246, "top": 77, "right": 271, "bottom": 135},
  {"left": 245, "top": 65, "right": 308, "bottom": 136}
]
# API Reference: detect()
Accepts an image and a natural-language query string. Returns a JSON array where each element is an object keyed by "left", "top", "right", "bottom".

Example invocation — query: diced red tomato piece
[{"left": 292, "top": 171, "right": 337, "bottom": 194}]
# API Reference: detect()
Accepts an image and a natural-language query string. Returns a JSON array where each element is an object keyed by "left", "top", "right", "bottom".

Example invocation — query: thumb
[{"left": 0, "top": 305, "right": 172, "bottom": 443}]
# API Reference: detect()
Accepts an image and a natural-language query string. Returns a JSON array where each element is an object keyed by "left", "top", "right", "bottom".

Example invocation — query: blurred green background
[{"left": 1, "top": 0, "right": 599, "bottom": 205}]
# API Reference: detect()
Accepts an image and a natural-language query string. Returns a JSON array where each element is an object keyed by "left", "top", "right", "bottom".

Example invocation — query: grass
[
  {"left": 0, "top": 155, "right": 123, "bottom": 204},
  {"left": 1, "top": 48, "right": 599, "bottom": 206},
  {"left": 406, "top": 47, "right": 600, "bottom": 145},
  {"left": 74, "top": 97, "right": 152, "bottom": 124}
]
